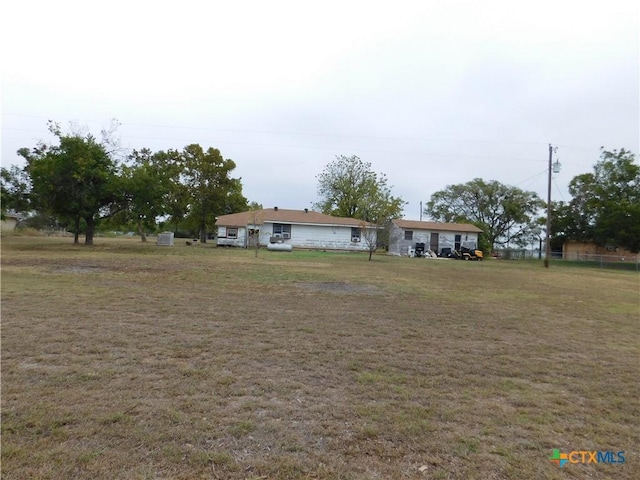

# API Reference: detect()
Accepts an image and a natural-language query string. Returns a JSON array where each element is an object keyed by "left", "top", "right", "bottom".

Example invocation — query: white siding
[
  {"left": 216, "top": 222, "right": 375, "bottom": 251},
  {"left": 388, "top": 224, "right": 404, "bottom": 255},
  {"left": 217, "top": 226, "right": 247, "bottom": 247},
  {"left": 263, "top": 222, "right": 371, "bottom": 251},
  {"left": 438, "top": 232, "right": 479, "bottom": 250},
  {"left": 388, "top": 224, "right": 479, "bottom": 256}
]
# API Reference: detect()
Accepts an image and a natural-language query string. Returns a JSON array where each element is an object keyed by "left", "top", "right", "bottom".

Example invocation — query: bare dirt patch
[
  {"left": 296, "top": 281, "right": 379, "bottom": 294},
  {"left": 51, "top": 265, "right": 107, "bottom": 274}
]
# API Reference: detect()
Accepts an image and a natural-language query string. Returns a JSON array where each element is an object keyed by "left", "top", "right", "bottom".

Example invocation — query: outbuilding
[{"left": 388, "top": 219, "right": 483, "bottom": 256}]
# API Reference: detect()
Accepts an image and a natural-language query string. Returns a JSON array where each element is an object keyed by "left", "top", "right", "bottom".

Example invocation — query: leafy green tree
[
  {"left": 113, "top": 149, "right": 175, "bottom": 242},
  {"left": 156, "top": 149, "right": 190, "bottom": 235},
  {"left": 20, "top": 122, "right": 119, "bottom": 245},
  {"left": 566, "top": 148, "right": 640, "bottom": 252},
  {"left": 314, "top": 155, "right": 406, "bottom": 258},
  {"left": 1, "top": 164, "right": 31, "bottom": 217},
  {"left": 549, "top": 200, "right": 585, "bottom": 251},
  {"left": 178, "top": 144, "right": 248, "bottom": 243},
  {"left": 425, "top": 178, "right": 544, "bottom": 251},
  {"left": 21, "top": 212, "right": 62, "bottom": 231},
  {"left": 314, "top": 155, "right": 406, "bottom": 223}
]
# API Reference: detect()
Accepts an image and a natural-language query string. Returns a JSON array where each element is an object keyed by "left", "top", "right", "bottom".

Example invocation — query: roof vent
[
  {"left": 274, "top": 206, "right": 278, "bottom": 211},
  {"left": 304, "top": 208, "right": 308, "bottom": 213}
]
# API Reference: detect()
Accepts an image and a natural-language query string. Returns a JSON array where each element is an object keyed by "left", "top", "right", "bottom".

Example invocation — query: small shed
[{"left": 388, "top": 219, "right": 483, "bottom": 256}]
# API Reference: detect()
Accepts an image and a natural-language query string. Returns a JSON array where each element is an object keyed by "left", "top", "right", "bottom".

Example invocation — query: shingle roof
[
  {"left": 393, "top": 219, "right": 483, "bottom": 233},
  {"left": 216, "top": 208, "right": 370, "bottom": 227}
]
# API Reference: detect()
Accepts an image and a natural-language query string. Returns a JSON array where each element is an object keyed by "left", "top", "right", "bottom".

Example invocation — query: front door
[{"left": 430, "top": 233, "right": 439, "bottom": 253}]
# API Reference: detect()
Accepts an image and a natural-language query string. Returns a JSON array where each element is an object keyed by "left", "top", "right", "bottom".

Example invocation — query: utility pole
[
  {"left": 420, "top": 201, "right": 423, "bottom": 221},
  {"left": 544, "top": 144, "right": 553, "bottom": 268}
]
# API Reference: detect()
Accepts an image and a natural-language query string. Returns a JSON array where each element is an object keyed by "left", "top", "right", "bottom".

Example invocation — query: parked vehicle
[{"left": 450, "top": 246, "right": 483, "bottom": 260}]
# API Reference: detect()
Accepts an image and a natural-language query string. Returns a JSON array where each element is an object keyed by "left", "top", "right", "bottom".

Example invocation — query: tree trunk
[
  {"left": 73, "top": 215, "right": 80, "bottom": 245},
  {"left": 137, "top": 217, "right": 147, "bottom": 243},
  {"left": 84, "top": 216, "right": 95, "bottom": 245},
  {"left": 369, "top": 248, "right": 373, "bottom": 261},
  {"left": 200, "top": 218, "right": 207, "bottom": 243}
]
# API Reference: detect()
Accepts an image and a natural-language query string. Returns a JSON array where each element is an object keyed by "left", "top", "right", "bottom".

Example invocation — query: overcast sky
[{"left": 2, "top": 0, "right": 638, "bottom": 219}]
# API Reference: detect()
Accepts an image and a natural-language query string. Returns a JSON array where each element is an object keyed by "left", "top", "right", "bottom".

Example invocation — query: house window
[
  {"left": 454, "top": 234, "right": 461, "bottom": 250},
  {"left": 227, "top": 228, "right": 238, "bottom": 239},
  {"left": 404, "top": 230, "right": 413, "bottom": 241},
  {"left": 351, "top": 227, "right": 361, "bottom": 242},
  {"left": 272, "top": 223, "right": 291, "bottom": 239}
]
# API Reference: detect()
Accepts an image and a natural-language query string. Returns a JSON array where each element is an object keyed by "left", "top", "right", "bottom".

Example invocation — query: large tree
[
  {"left": 314, "top": 155, "right": 405, "bottom": 222},
  {"left": 20, "top": 123, "right": 119, "bottom": 245},
  {"left": 1, "top": 164, "right": 31, "bottom": 218},
  {"left": 178, "top": 144, "right": 248, "bottom": 243},
  {"left": 564, "top": 148, "right": 640, "bottom": 253},
  {"left": 315, "top": 155, "right": 406, "bottom": 256},
  {"left": 548, "top": 201, "right": 579, "bottom": 251},
  {"left": 113, "top": 149, "right": 176, "bottom": 242},
  {"left": 425, "top": 178, "right": 544, "bottom": 251}
]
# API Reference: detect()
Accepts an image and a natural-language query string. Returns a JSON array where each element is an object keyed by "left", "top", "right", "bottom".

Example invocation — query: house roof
[
  {"left": 216, "top": 208, "right": 370, "bottom": 227},
  {"left": 393, "top": 219, "right": 483, "bottom": 233}
]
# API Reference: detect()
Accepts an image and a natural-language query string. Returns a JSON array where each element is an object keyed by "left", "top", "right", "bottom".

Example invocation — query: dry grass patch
[{"left": 2, "top": 236, "right": 639, "bottom": 479}]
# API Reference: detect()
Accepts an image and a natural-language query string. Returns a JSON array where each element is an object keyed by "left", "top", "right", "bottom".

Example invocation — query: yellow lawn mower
[{"left": 452, "top": 245, "right": 484, "bottom": 261}]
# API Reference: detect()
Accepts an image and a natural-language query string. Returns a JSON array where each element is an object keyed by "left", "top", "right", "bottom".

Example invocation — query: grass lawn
[{"left": 1, "top": 236, "right": 638, "bottom": 479}]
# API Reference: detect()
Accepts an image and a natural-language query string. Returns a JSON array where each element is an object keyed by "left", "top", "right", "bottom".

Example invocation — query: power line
[
  {"left": 2, "top": 112, "right": 553, "bottom": 147},
  {"left": 2, "top": 126, "right": 547, "bottom": 164},
  {"left": 553, "top": 177, "right": 566, "bottom": 202},
  {"left": 552, "top": 143, "right": 604, "bottom": 154},
  {"left": 515, "top": 168, "right": 548, "bottom": 188}
]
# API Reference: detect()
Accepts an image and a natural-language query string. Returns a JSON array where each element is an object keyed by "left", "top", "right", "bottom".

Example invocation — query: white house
[
  {"left": 388, "top": 219, "right": 483, "bottom": 256},
  {"left": 215, "top": 207, "right": 375, "bottom": 251}
]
